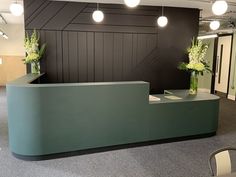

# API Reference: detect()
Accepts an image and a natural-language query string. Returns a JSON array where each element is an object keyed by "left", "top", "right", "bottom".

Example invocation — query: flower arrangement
[
  {"left": 23, "top": 30, "right": 46, "bottom": 74},
  {"left": 178, "top": 38, "right": 211, "bottom": 94},
  {"left": 178, "top": 38, "right": 211, "bottom": 75}
]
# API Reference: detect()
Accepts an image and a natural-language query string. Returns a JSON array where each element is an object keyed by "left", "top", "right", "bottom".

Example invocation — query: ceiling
[
  {"left": 1, "top": 0, "right": 236, "bottom": 34},
  {"left": 0, "top": 0, "right": 24, "bottom": 24}
]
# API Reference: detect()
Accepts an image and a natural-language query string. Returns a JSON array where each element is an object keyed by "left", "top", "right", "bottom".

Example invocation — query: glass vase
[
  {"left": 31, "top": 61, "right": 40, "bottom": 74},
  {"left": 189, "top": 71, "right": 198, "bottom": 95}
]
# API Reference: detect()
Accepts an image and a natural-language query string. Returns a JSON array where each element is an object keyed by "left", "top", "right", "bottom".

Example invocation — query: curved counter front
[{"left": 7, "top": 74, "right": 220, "bottom": 160}]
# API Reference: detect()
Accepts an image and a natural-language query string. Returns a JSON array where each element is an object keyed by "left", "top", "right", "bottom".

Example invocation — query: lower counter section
[
  {"left": 7, "top": 74, "right": 220, "bottom": 160},
  {"left": 12, "top": 132, "right": 215, "bottom": 161}
]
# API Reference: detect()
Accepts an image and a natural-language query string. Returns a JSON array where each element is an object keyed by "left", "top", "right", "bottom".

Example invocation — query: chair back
[
  {"left": 215, "top": 150, "right": 231, "bottom": 176},
  {"left": 209, "top": 147, "right": 236, "bottom": 176}
]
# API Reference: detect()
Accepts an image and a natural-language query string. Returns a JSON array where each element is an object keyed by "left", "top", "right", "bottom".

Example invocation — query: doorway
[{"left": 214, "top": 35, "right": 233, "bottom": 97}]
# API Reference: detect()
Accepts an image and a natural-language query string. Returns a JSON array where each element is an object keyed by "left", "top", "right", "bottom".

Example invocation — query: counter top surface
[
  {"left": 8, "top": 74, "right": 220, "bottom": 103},
  {"left": 150, "top": 90, "right": 220, "bottom": 104},
  {"left": 7, "top": 74, "right": 148, "bottom": 87}
]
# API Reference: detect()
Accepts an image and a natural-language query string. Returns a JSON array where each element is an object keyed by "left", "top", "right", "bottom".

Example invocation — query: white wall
[{"left": 0, "top": 24, "right": 25, "bottom": 56}]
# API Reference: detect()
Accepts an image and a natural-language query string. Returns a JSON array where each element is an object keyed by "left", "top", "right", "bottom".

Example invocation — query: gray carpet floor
[{"left": 1, "top": 86, "right": 236, "bottom": 177}]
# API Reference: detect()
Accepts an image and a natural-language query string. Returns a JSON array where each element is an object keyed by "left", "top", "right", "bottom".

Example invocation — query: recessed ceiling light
[{"left": 9, "top": 1, "right": 24, "bottom": 16}]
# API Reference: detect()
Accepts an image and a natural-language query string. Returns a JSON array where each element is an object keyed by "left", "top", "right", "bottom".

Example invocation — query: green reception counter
[{"left": 7, "top": 74, "right": 220, "bottom": 160}]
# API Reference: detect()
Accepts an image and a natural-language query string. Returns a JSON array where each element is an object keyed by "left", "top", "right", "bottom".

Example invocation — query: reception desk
[{"left": 7, "top": 74, "right": 220, "bottom": 160}]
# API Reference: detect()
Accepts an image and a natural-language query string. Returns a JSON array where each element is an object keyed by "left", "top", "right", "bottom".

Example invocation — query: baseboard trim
[
  {"left": 12, "top": 132, "right": 216, "bottom": 161},
  {"left": 198, "top": 88, "right": 211, "bottom": 93},
  {"left": 227, "top": 94, "right": 235, "bottom": 101}
]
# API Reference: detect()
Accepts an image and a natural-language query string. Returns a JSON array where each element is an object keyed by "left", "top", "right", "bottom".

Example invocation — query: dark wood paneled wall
[{"left": 24, "top": 0, "right": 199, "bottom": 93}]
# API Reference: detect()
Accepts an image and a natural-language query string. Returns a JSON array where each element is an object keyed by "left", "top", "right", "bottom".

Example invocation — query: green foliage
[
  {"left": 39, "top": 43, "right": 46, "bottom": 58},
  {"left": 178, "top": 62, "right": 188, "bottom": 71},
  {"left": 178, "top": 38, "right": 212, "bottom": 76},
  {"left": 23, "top": 29, "right": 46, "bottom": 64}
]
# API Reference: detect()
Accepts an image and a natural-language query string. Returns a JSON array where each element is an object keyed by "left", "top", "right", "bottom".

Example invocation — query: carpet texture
[{"left": 1, "top": 87, "right": 236, "bottom": 177}]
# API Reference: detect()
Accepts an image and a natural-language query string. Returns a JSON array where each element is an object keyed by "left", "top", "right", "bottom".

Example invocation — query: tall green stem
[
  {"left": 189, "top": 71, "right": 198, "bottom": 95},
  {"left": 31, "top": 61, "right": 40, "bottom": 74}
]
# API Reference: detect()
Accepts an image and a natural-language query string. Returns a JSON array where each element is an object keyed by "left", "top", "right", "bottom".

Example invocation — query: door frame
[{"left": 210, "top": 33, "right": 234, "bottom": 98}]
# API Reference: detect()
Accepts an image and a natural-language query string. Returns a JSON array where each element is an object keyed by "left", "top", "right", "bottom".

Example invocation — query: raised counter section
[{"left": 7, "top": 74, "right": 220, "bottom": 160}]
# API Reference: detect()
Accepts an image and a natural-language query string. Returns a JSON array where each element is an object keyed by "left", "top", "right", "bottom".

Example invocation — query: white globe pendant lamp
[
  {"left": 157, "top": 16, "right": 168, "bottom": 27},
  {"left": 92, "top": 3, "right": 104, "bottom": 23},
  {"left": 157, "top": 7, "right": 168, "bottom": 27},
  {"left": 210, "top": 20, "right": 220, "bottom": 30},
  {"left": 92, "top": 10, "right": 104, "bottom": 23},
  {"left": 124, "top": 0, "right": 140, "bottom": 8},
  {"left": 10, "top": 0, "right": 24, "bottom": 16},
  {"left": 212, "top": 0, "right": 228, "bottom": 16}
]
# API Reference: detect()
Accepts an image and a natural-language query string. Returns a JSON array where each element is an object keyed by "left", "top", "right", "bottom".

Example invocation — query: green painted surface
[
  {"left": 198, "top": 38, "right": 215, "bottom": 91},
  {"left": 7, "top": 74, "right": 219, "bottom": 156}
]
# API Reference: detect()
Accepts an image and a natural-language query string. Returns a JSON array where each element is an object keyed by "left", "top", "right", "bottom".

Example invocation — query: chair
[{"left": 209, "top": 147, "right": 236, "bottom": 176}]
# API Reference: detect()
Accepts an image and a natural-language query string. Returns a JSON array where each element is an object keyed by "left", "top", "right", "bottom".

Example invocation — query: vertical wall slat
[
  {"left": 94, "top": 32, "right": 104, "bottom": 82},
  {"left": 68, "top": 32, "right": 78, "bottom": 82},
  {"left": 45, "top": 31, "right": 57, "bottom": 82},
  {"left": 39, "top": 30, "right": 46, "bottom": 73},
  {"left": 78, "top": 32, "right": 88, "bottom": 82},
  {"left": 123, "top": 34, "right": 133, "bottom": 79},
  {"left": 62, "top": 31, "right": 69, "bottom": 82},
  {"left": 104, "top": 33, "right": 114, "bottom": 81},
  {"left": 137, "top": 34, "right": 147, "bottom": 64},
  {"left": 113, "top": 33, "right": 123, "bottom": 81},
  {"left": 87, "top": 32, "right": 95, "bottom": 82},
  {"left": 132, "top": 34, "right": 138, "bottom": 68},
  {"left": 56, "top": 31, "right": 63, "bottom": 82}
]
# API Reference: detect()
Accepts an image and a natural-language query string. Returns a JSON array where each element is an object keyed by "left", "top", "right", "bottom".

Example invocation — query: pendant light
[
  {"left": 124, "top": 0, "right": 140, "bottom": 8},
  {"left": 210, "top": 20, "right": 220, "bottom": 30},
  {"left": 157, "top": 6, "right": 168, "bottom": 28},
  {"left": 92, "top": 3, "right": 104, "bottom": 23},
  {"left": 212, "top": 0, "right": 228, "bottom": 16},
  {"left": 10, "top": 0, "right": 24, "bottom": 16}
]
